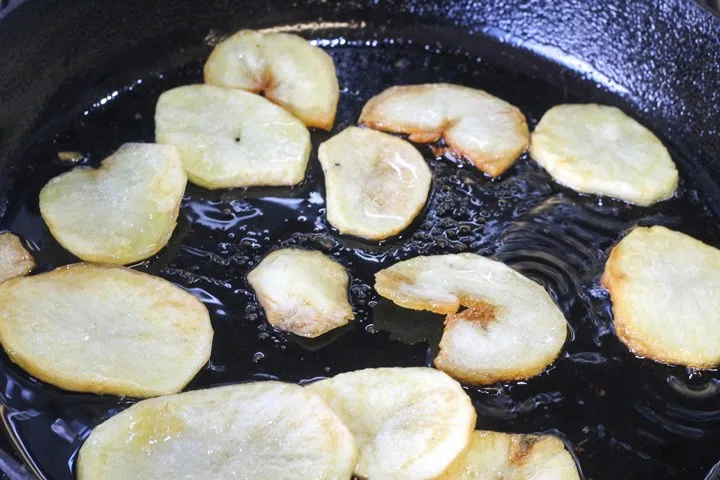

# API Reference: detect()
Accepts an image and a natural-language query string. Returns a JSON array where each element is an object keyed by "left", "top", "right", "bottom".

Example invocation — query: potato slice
[
  {"left": 0, "top": 233, "right": 34, "bottom": 284},
  {"left": 155, "top": 84, "right": 311, "bottom": 189},
  {"left": 375, "top": 254, "right": 567, "bottom": 384},
  {"left": 0, "top": 263, "right": 212, "bottom": 397},
  {"left": 318, "top": 127, "right": 431, "bottom": 240},
  {"left": 359, "top": 83, "right": 529, "bottom": 177},
  {"left": 39, "top": 143, "right": 186, "bottom": 265},
  {"left": 204, "top": 29, "right": 339, "bottom": 130},
  {"left": 247, "top": 248, "right": 353, "bottom": 338},
  {"left": 602, "top": 226, "right": 720, "bottom": 367},
  {"left": 307, "top": 367, "right": 476, "bottom": 479},
  {"left": 530, "top": 104, "right": 678, "bottom": 206},
  {"left": 441, "top": 431, "right": 580, "bottom": 480},
  {"left": 78, "top": 382, "right": 357, "bottom": 480}
]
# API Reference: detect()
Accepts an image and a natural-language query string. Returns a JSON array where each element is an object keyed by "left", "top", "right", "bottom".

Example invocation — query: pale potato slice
[
  {"left": 530, "top": 104, "right": 678, "bottom": 206},
  {"left": 375, "top": 254, "right": 567, "bottom": 384},
  {"left": 39, "top": 143, "right": 186, "bottom": 265},
  {"left": 0, "top": 233, "right": 34, "bottom": 284},
  {"left": 318, "top": 127, "right": 431, "bottom": 240},
  {"left": 441, "top": 431, "right": 580, "bottom": 480},
  {"left": 247, "top": 248, "right": 353, "bottom": 338},
  {"left": 155, "top": 84, "right": 311, "bottom": 189},
  {"left": 204, "top": 29, "right": 339, "bottom": 130},
  {"left": 602, "top": 226, "right": 720, "bottom": 367},
  {"left": 359, "top": 84, "right": 529, "bottom": 177},
  {"left": 0, "top": 263, "right": 212, "bottom": 397},
  {"left": 307, "top": 367, "right": 476, "bottom": 479},
  {"left": 78, "top": 382, "right": 357, "bottom": 480}
]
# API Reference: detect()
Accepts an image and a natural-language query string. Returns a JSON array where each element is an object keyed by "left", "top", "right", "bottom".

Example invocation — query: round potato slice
[
  {"left": 39, "top": 143, "right": 186, "bottom": 265},
  {"left": 441, "top": 431, "right": 580, "bottom": 480},
  {"left": 318, "top": 127, "right": 431, "bottom": 240},
  {"left": 529, "top": 104, "right": 678, "bottom": 206},
  {"left": 307, "top": 367, "right": 476, "bottom": 480},
  {"left": 359, "top": 83, "right": 529, "bottom": 177},
  {"left": 602, "top": 226, "right": 720, "bottom": 367},
  {"left": 0, "top": 264, "right": 213, "bottom": 397},
  {"left": 155, "top": 84, "right": 311, "bottom": 189},
  {"left": 375, "top": 254, "right": 568, "bottom": 384},
  {"left": 78, "top": 382, "right": 357, "bottom": 480},
  {"left": 204, "top": 29, "right": 339, "bottom": 130},
  {"left": 247, "top": 248, "right": 353, "bottom": 338},
  {"left": 0, "top": 233, "right": 34, "bottom": 284}
]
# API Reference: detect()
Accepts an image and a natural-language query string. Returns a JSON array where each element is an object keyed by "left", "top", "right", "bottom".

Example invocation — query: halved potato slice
[
  {"left": 375, "top": 254, "right": 567, "bottom": 384},
  {"left": 0, "top": 233, "right": 34, "bottom": 284},
  {"left": 318, "top": 127, "right": 431, "bottom": 240},
  {"left": 359, "top": 83, "right": 529, "bottom": 177},
  {"left": 530, "top": 104, "right": 678, "bottom": 206},
  {"left": 78, "top": 382, "right": 357, "bottom": 480},
  {"left": 602, "top": 226, "right": 720, "bottom": 367},
  {"left": 247, "top": 248, "right": 353, "bottom": 338},
  {"left": 307, "top": 367, "right": 476, "bottom": 479},
  {"left": 441, "top": 431, "right": 580, "bottom": 480},
  {"left": 0, "top": 263, "right": 212, "bottom": 397},
  {"left": 155, "top": 84, "right": 311, "bottom": 189},
  {"left": 39, "top": 143, "right": 186, "bottom": 265},
  {"left": 204, "top": 29, "right": 339, "bottom": 130}
]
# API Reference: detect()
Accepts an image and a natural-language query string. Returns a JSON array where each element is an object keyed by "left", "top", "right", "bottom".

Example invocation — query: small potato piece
[
  {"left": 602, "top": 226, "right": 720, "bottom": 367},
  {"left": 0, "top": 233, "right": 34, "bottom": 283},
  {"left": 0, "top": 264, "right": 213, "bottom": 397},
  {"left": 307, "top": 367, "right": 476, "bottom": 480},
  {"left": 204, "top": 29, "right": 339, "bottom": 130},
  {"left": 318, "top": 127, "right": 431, "bottom": 240},
  {"left": 530, "top": 104, "right": 678, "bottom": 206},
  {"left": 441, "top": 431, "right": 580, "bottom": 480},
  {"left": 39, "top": 143, "right": 186, "bottom": 265},
  {"left": 78, "top": 382, "right": 357, "bottom": 480},
  {"left": 359, "top": 83, "right": 529, "bottom": 177},
  {"left": 155, "top": 84, "right": 311, "bottom": 189},
  {"left": 375, "top": 254, "right": 567, "bottom": 384},
  {"left": 248, "top": 248, "right": 353, "bottom": 338}
]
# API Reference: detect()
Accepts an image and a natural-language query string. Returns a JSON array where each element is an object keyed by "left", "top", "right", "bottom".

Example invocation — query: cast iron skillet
[{"left": 2, "top": 1, "right": 720, "bottom": 479}]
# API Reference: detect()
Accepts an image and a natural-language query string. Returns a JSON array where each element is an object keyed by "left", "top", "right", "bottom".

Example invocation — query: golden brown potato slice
[
  {"left": 318, "top": 127, "right": 432, "bottom": 240},
  {"left": 0, "top": 264, "right": 212, "bottom": 397},
  {"left": 359, "top": 83, "right": 529, "bottom": 177},
  {"left": 441, "top": 431, "right": 580, "bottom": 480},
  {"left": 78, "top": 382, "right": 357, "bottom": 480},
  {"left": 204, "top": 29, "right": 339, "bottom": 130},
  {"left": 307, "top": 367, "right": 476, "bottom": 479},
  {"left": 39, "top": 143, "right": 186, "bottom": 265},
  {"left": 530, "top": 104, "right": 678, "bottom": 206},
  {"left": 0, "top": 233, "right": 34, "bottom": 284},
  {"left": 375, "top": 254, "right": 567, "bottom": 384},
  {"left": 602, "top": 226, "right": 720, "bottom": 367},
  {"left": 247, "top": 248, "right": 353, "bottom": 338}
]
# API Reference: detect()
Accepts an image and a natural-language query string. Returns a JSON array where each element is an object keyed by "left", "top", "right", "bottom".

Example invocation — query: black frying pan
[{"left": 2, "top": 1, "right": 720, "bottom": 479}]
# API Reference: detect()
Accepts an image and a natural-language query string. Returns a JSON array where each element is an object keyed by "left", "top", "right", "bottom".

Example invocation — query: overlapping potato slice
[
  {"left": 375, "top": 254, "right": 567, "bottom": 384},
  {"left": 529, "top": 104, "right": 678, "bottom": 206},
  {"left": 78, "top": 382, "right": 357, "bottom": 480},
  {"left": 0, "top": 264, "right": 212, "bottom": 397},
  {"left": 247, "top": 248, "right": 353, "bottom": 338},
  {"left": 307, "top": 367, "right": 476, "bottom": 479},
  {"left": 318, "top": 127, "right": 431, "bottom": 240},
  {"left": 602, "top": 226, "right": 720, "bottom": 367},
  {"left": 39, "top": 143, "right": 186, "bottom": 265},
  {"left": 359, "top": 83, "right": 529, "bottom": 177},
  {"left": 0, "top": 233, "right": 34, "bottom": 284},
  {"left": 204, "top": 29, "right": 339, "bottom": 130},
  {"left": 155, "top": 84, "right": 311, "bottom": 189},
  {"left": 441, "top": 431, "right": 580, "bottom": 480}
]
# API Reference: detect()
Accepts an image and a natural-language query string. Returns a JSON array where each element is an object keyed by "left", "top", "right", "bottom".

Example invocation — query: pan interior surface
[{"left": 1, "top": 25, "right": 720, "bottom": 480}]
